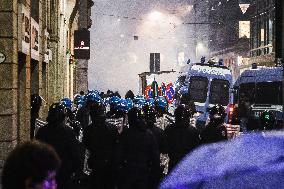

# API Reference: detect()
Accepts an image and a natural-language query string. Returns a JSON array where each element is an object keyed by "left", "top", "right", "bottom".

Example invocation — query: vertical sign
[
  {"left": 149, "top": 53, "right": 160, "bottom": 73},
  {"left": 74, "top": 29, "right": 90, "bottom": 59}
]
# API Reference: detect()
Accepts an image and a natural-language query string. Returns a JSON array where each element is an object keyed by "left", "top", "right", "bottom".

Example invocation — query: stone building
[{"left": 0, "top": 0, "right": 93, "bottom": 173}]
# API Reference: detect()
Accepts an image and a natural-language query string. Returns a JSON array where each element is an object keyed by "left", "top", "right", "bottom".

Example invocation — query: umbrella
[{"left": 160, "top": 131, "right": 284, "bottom": 189}]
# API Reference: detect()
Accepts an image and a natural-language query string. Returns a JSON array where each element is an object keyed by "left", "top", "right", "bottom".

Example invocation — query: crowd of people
[{"left": 2, "top": 89, "right": 229, "bottom": 189}]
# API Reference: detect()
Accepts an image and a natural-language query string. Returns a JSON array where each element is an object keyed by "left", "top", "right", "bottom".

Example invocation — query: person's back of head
[
  {"left": 128, "top": 107, "right": 146, "bottom": 130},
  {"left": 143, "top": 105, "right": 156, "bottom": 125},
  {"left": 31, "top": 94, "right": 43, "bottom": 110},
  {"left": 174, "top": 104, "right": 191, "bottom": 125},
  {"left": 46, "top": 103, "right": 66, "bottom": 124},
  {"left": 125, "top": 90, "right": 135, "bottom": 99},
  {"left": 2, "top": 140, "right": 61, "bottom": 189},
  {"left": 208, "top": 104, "right": 226, "bottom": 126}
]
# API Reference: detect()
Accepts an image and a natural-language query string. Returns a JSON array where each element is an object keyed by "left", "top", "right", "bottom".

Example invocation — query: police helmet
[
  {"left": 47, "top": 103, "right": 66, "bottom": 124},
  {"left": 109, "top": 96, "right": 121, "bottom": 110},
  {"left": 259, "top": 111, "right": 276, "bottom": 130},
  {"left": 60, "top": 98, "right": 72, "bottom": 110},
  {"left": 125, "top": 98, "right": 134, "bottom": 110},
  {"left": 133, "top": 95, "right": 145, "bottom": 104},
  {"left": 174, "top": 104, "right": 191, "bottom": 123},
  {"left": 85, "top": 92, "right": 103, "bottom": 105},
  {"left": 155, "top": 96, "right": 168, "bottom": 112},
  {"left": 73, "top": 94, "right": 84, "bottom": 106},
  {"left": 145, "top": 98, "right": 155, "bottom": 107}
]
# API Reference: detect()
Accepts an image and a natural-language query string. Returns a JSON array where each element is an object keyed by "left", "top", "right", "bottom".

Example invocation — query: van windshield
[
  {"left": 239, "top": 83, "right": 255, "bottom": 104},
  {"left": 189, "top": 76, "right": 208, "bottom": 103},
  {"left": 209, "top": 79, "right": 230, "bottom": 105},
  {"left": 255, "top": 82, "right": 282, "bottom": 105},
  {"left": 177, "top": 76, "right": 186, "bottom": 86}
]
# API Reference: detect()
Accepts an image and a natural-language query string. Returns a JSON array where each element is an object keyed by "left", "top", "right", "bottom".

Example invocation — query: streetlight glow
[{"left": 148, "top": 11, "right": 162, "bottom": 21}]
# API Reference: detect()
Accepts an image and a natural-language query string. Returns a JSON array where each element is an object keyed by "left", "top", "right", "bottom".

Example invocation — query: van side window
[
  {"left": 209, "top": 79, "right": 230, "bottom": 106},
  {"left": 189, "top": 76, "right": 208, "bottom": 103}
]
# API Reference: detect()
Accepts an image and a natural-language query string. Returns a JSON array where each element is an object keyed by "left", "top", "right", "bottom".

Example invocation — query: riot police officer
[
  {"left": 35, "top": 103, "right": 81, "bottom": 189},
  {"left": 83, "top": 97, "right": 119, "bottom": 189},
  {"left": 200, "top": 104, "right": 227, "bottom": 144},
  {"left": 165, "top": 104, "right": 200, "bottom": 172}
]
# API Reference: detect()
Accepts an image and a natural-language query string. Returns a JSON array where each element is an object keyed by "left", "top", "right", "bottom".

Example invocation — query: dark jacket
[
  {"left": 82, "top": 121, "right": 119, "bottom": 189},
  {"left": 117, "top": 124, "right": 160, "bottom": 189},
  {"left": 200, "top": 122, "right": 227, "bottom": 144},
  {"left": 75, "top": 105, "right": 90, "bottom": 129},
  {"left": 83, "top": 121, "right": 119, "bottom": 170},
  {"left": 146, "top": 123, "right": 167, "bottom": 154},
  {"left": 165, "top": 122, "right": 200, "bottom": 172},
  {"left": 35, "top": 122, "right": 81, "bottom": 189}
]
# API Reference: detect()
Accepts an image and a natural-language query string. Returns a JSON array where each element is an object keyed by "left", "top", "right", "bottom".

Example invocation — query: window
[
  {"left": 239, "top": 83, "right": 255, "bottom": 104},
  {"left": 189, "top": 76, "right": 208, "bottom": 103},
  {"left": 255, "top": 82, "right": 282, "bottom": 105},
  {"left": 209, "top": 79, "right": 230, "bottom": 105},
  {"left": 31, "top": 0, "right": 39, "bottom": 22}
]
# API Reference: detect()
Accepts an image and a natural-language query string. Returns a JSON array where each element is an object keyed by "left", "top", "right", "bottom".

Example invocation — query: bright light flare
[{"left": 148, "top": 11, "right": 162, "bottom": 21}]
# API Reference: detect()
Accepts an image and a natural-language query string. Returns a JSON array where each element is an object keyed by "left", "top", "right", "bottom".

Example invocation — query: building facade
[
  {"left": 249, "top": 0, "right": 276, "bottom": 66},
  {"left": 207, "top": 0, "right": 251, "bottom": 80},
  {"left": 0, "top": 0, "right": 92, "bottom": 172}
]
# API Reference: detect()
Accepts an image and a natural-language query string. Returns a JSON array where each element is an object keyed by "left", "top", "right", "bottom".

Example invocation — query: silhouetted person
[
  {"left": 165, "top": 105, "right": 200, "bottom": 172},
  {"left": 200, "top": 104, "right": 227, "bottom": 144},
  {"left": 125, "top": 90, "right": 135, "bottom": 99},
  {"left": 36, "top": 103, "right": 81, "bottom": 189},
  {"left": 117, "top": 107, "right": 160, "bottom": 189},
  {"left": 143, "top": 105, "right": 167, "bottom": 188},
  {"left": 83, "top": 101, "right": 119, "bottom": 189},
  {"left": 2, "top": 140, "right": 61, "bottom": 189}
]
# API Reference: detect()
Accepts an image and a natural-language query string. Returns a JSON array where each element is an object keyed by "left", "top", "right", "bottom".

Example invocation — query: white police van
[
  {"left": 175, "top": 61, "right": 235, "bottom": 132},
  {"left": 233, "top": 65, "right": 283, "bottom": 130}
]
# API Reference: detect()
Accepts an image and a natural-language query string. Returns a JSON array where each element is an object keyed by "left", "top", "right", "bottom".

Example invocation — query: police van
[
  {"left": 233, "top": 65, "right": 283, "bottom": 130},
  {"left": 175, "top": 61, "right": 235, "bottom": 131}
]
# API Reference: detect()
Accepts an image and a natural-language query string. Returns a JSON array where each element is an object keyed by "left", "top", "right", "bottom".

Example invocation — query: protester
[
  {"left": 165, "top": 104, "right": 200, "bottom": 172},
  {"left": 36, "top": 103, "right": 81, "bottom": 189},
  {"left": 83, "top": 99, "right": 119, "bottom": 189},
  {"left": 117, "top": 107, "right": 160, "bottom": 189}
]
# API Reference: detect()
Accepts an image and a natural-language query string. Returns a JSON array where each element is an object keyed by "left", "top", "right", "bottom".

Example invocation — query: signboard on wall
[
  {"left": 74, "top": 29, "right": 90, "bottom": 59},
  {"left": 18, "top": 4, "right": 30, "bottom": 55},
  {"left": 31, "top": 18, "right": 40, "bottom": 61}
]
